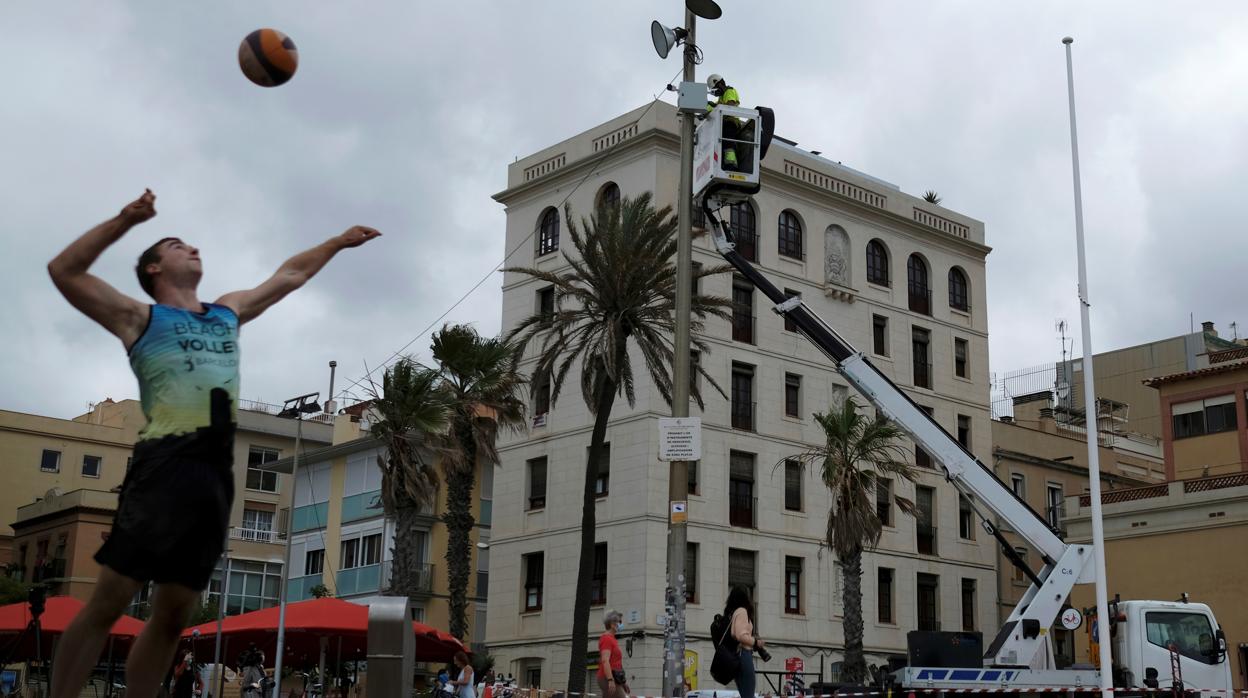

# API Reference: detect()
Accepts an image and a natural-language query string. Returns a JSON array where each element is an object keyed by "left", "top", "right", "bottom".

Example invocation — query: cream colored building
[
  {"left": 990, "top": 392, "right": 1164, "bottom": 661},
  {"left": 489, "top": 103, "right": 994, "bottom": 692},
  {"left": 1, "top": 398, "right": 331, "bottom": 610},
  {"left": 259, "top": 410, "right": 492, "bottom": 647},
  {"left": 1065, "top": 475, "right": 1248, "bottom": 691}
]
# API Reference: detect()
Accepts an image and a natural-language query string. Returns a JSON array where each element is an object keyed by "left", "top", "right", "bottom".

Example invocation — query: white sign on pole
[
  {"left": 659, "top": 417, "right": 702, "bottom": 461},
  {"left": 1060, "top": 608, "right": 1083, "bottom": 630}
]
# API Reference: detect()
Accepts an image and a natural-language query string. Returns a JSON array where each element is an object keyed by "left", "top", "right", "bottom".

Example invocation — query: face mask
[{"left": 616, "top": 621, "right": 625, "bottom": 631}]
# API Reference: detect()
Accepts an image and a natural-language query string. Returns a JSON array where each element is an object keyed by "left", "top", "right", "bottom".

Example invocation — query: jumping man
[{"left": 46, "top": 189, "right": 380, "bottom": 698}]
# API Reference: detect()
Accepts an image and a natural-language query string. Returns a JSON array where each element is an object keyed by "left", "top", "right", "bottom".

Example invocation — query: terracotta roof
[{"left": 1143, "top": 359, "right": 1248, "bottom": 387}]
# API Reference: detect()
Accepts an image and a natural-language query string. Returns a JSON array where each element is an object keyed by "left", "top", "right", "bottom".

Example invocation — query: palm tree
[
  {"left": 506, "top": 193, "right": 731, "bottom": 696},
  {"left": 429, "top": 323, "right": 527, "bottom": 640},
  {"left": 922, "top": 190, "right": 942, "bottom": 205},
  {"left": 369, "top": 359, "right": 452, "bottom": 600},
  {"left": 783, "top": 397, "right": 917, "bottom": 684}
]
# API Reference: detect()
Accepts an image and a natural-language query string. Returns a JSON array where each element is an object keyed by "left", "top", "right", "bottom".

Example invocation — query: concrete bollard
[{"left": 367, "top": 597, "right": 414, "bottom": 698}]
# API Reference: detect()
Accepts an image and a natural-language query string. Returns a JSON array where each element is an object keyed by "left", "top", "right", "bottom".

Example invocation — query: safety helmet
[{"left": 706, "top": 74, "right": 725, "bottom": 90}]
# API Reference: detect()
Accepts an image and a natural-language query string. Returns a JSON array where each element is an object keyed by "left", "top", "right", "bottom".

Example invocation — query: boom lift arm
[{"left": 700, "top": 186, "right": 1096, "bottom": 669}]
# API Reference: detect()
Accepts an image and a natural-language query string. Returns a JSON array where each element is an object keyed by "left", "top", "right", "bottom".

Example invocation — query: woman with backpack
[{"left": 724, "top": 586, "right": 766, "bottom": 698}]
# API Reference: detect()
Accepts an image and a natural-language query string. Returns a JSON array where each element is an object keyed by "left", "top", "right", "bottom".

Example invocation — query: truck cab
[{"left": 1112, "top": 601, "right": 1231, "bottom": 695}]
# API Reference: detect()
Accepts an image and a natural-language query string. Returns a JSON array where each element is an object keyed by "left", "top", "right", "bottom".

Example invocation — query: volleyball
[{"left": 238, "top": 29, "right": 298, "bottom": 87}]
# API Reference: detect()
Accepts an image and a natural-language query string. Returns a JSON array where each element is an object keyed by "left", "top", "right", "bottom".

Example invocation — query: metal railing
[
  {"left": 230, "top": 526, "right": 284, "bottom": 544},
  {"left": 731, "top": 401, "right": 756, "bottom": 431},
  {"left": 916, "top": 523, "right": 938, "bottom": 556},
  {"left": 238, "top": 398, "right": 335, "bottom": 424},
  {"left": 908, "top": 284, "right": 932, "bottom": 315}
]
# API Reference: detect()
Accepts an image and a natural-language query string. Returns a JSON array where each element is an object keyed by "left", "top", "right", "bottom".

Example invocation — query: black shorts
[{"left": 95, "top": 431, "right": 236, "bottom": 591}]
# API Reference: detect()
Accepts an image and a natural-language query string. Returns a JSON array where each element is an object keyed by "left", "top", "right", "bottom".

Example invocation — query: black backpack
[
  {"left": 710, "top": 613, "right": 729, "bottom": 647},
  {"left": 709, "top": 613, "right": 740, "bottom": 685}
]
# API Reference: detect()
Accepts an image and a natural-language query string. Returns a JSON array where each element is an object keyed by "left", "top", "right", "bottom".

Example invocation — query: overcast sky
[{"left": 3, "top": 2, "right": 1245, "bottom": 419}]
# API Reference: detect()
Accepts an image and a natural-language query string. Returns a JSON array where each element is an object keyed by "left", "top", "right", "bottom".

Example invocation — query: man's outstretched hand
[
  {"left": 119, "top": 189, "right": 157, "bottom": 225},
  {"left": 336, "top": 225, "right": 382, "bottom": 248}
]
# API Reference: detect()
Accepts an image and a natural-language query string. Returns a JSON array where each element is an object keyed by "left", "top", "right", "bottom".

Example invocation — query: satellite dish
[
  {"left": 1056, "top": 382, "right": 1071, "bottom": 400},
  {"left": 650, "top": 21, "right": 685, "bottom": 59},
  {"left": 686, "top": 0, "right": 723, "bottom": 20}
]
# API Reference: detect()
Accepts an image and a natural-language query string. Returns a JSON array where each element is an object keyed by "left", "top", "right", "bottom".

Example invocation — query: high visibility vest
[{"left": 707, "top": 87, "right": 741, "bottom": 112}]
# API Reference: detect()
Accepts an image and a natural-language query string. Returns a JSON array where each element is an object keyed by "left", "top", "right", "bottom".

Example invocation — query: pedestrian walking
[
  {"left": 723, "top": 586, "right": 766, "bottom": 698},
  {"left": 596, "top": 610, "right": 628, "bottom": 698}
]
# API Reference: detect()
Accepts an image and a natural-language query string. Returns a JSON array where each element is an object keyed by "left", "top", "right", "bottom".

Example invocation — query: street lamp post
[
  {"left": 273, "top": 392, "right": 321, "bottom": 698},
  {"left": 211, "top": 548, "right": 233, "bottom": 698}
]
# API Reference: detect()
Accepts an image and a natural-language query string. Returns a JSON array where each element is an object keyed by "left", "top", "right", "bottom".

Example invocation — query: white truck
[{"left": 693, "top": 105, "right": 1234, "bottom": 696}]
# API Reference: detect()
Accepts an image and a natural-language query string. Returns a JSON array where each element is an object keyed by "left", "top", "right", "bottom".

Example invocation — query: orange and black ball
[{"left": 238, "top": 28, "right": 298, "bottom": 87}]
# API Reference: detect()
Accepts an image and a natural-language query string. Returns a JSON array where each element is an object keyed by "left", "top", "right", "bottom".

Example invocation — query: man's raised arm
[
  {"left": 48, "top": 190, "right": 155, "bottom": 347},
  {"left": 215, "top": 225, "right": 381, "bottom": 324}
]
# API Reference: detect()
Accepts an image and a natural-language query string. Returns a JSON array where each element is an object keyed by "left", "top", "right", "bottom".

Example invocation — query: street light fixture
[{"left": 272, "top": 391, "right": 320, "bottom": 698}]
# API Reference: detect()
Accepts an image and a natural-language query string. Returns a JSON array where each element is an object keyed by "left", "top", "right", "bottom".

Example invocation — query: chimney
[
  {"left": 1038, "top": 407, "right": 1057, "bottom": 434},
  {"left": 1011, "top": 390, "right": 1052, "bottom": 424},
  {"left": 1202, "top": 321, "right": 1217, "bottom": 337}
]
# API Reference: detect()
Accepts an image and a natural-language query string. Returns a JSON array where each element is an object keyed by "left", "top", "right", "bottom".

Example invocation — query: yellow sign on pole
[
  {"left": 684, "top": 650, "right": 698, "bottom": 691},
  {"left": 671, "top": 501, "right": 688, "bottom": 524}
]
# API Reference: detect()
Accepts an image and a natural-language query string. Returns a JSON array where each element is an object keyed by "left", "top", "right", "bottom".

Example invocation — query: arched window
[
  {"left": 948, "top": 267, "right": 970, "bottom": 312},
  {"left": 537, "top": 207, "right": 559, "bottom": 256},
  {"left": 597, "top": 182, "right": 621, "bottom": 212},
  {"left": 866, "top": 240, "right": 890, "bottom": 286},
  {"left": 778, "top": 210, "right": 803, "bottom": 259},
  {"left": 730, "top": 201, "right": 758, "bottom": 262},
  {"left": 907, "top": 254, "right": 931, "bottom": 315}
]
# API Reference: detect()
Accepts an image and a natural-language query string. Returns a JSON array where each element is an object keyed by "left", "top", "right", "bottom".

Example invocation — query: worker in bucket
[{"left": 706, "top": 73, "right": 744, "bottom": 170}]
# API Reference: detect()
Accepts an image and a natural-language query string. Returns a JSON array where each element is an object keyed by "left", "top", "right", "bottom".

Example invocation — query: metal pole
[
  {"left": 663, "top": 7, "right": 697, "bottom": 698},
  {"left": 212, "top": 549, "right": 231, "bottom": 698},
  {"left": 1062, "top": 36, "right": 1113, "bottom": 698},
  {"left": 273, "top": 415, "right": 302, "bottom": 698}
]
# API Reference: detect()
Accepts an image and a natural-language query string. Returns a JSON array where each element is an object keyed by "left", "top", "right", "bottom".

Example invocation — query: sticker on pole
[
  {"left": 1060, "top": 608, "right": 1083, "bottom": 630},
  {"left": 671, "top": 501, "right": 688, "bottom": 523},
  {"left": 658, "top": 417, "right": 702, "bottom": 461}
]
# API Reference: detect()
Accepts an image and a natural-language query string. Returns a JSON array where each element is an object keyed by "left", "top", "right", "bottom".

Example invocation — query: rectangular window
[
  {"left": 961, "top": 578, "right": 977, "bottom": 631},
  {"left": 1012, "top": 547, "right": 1028, "bottom": 583},
  {"left": 732, "top": 276, "right": 755, "bottom": 344},
  {"left": 784, "top": 459, "right": 802, "bottom": 512},
  {"left": 959, "top": 495, "right": 975, "bottom": 540},
  {"left": 537, "top": 286, "right": 555, "bottom": 325},
  {"left": 877, "top": 478, "right": 893, "bottom": 526},
  {"left": 246, "top": 447, "right": 280, "bottom": 492},
  {"left": 1205, "top": 396, "right": 1237, "bottom": 433},
  {"left": 1174, "top": 395, "right": 1238, "bottom": 438},
  {"left": 954, "top": 338, "right": 969, "bottom": 378},
  {"left": 728, "top": 548, "right": 757, "bottom": 598},
  {"left": 784, "top": 557, "right": 803, "bottom": 614},
  {"left": 305, "top": 549, "right": 324, "bottom": 576},
  {"left": 341, "top": 538, "right": 360, "bottom": 570},
  {"left": 40, "top": 449, "right": 61, "bottom": 473},
  {"left": 685, "top": 543, "right": 698, "bottom": 603},
  {"left": 690, "top": 350, "right": 701, "bottom": 394},
  {"left": 687, "top": 460, "right": 699, "bottom": 496},
  {"left": 82, "top": 455, "right": 102, "bottom": 478},
  {"left": 1011, "top": 473, "right": 1026, "bottom": 499},
  {"left": 917, "top": 573, "right": 940, "bottom": 631},
  {"left": 878, "top": 567, "right": 894, "bottom": 624},
  {"left": 873, "top": 315, "right": 889, "bottom": 356},
  {"left": 591, "top": 443, "right": 610, "bottom": 497},
  {"left": 784, "top": 373, "right": 802, "bottom": 418},
  {"left": 527, "top": 457, "right": 547, "bottom": 510},
  {"left": 361, "top": 533, "right": 383, "bottom": 566},
  {"left": 532, "top": 372, "right": 551, "bottom": 420},
  {"left": 731, "top": 363, "right": 755, "bottom": 431},
  {"left": 523, "top": 552, "right": 544, "bottom": 611},
  {"left": 691, "top": 261, "right": 703, "bottom": 296},
  {"left": 916, "top": 486, "right": 936, "bottom": 555},
  {"left": 912, "top": 327, "right": 932, "bottom": 388},
  {"left": 241, "top": 509, "right": 275, "bottom": 540},
  {"left": 783, "top": 289, "right": 801, "bottom": 333},
  {"left": 729, "top": 451, "right": 756, "bottom": 528},
  {"left": 1047, "top": 485, "right": 1064, "bottom": 528},
  {"left": 957, "top": 414, "right": 971, "bottom": 448},
  {"left": 590, "top": 543, "right": 608, "bottom": 606},
  {"left": 916, "top": 405, "right": 934, "bottom": 468}
]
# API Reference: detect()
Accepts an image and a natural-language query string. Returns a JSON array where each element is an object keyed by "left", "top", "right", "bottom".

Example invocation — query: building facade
[
  {"left": 1065, "top": 475, "right": 1248, "bottom": 691},
  {"left": 2, "top": 398, "right": 331, "bottom": 611},
  {"left": 489, "top": 103, "right": 994, "bottom": 692},
  {"left": 259, "top": 412, "right": 493, "bottom": 648},
  {"left": 1145, "top": 348, "right": 1248, "bottom": 481}
]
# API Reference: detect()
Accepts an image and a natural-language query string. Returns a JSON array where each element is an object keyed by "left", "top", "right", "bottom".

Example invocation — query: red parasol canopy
[{"left": 0, "top": 596, "right": 145, "bottom": 637}]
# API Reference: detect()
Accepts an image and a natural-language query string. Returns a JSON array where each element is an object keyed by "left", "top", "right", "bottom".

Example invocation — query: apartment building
[
  {"left": 1145, "top": 347, "right": 1248, "bottom": 480},
  {"left": 2, "top": 398, "right": 330, "bottom": 611},
  {"left": 488, "top": 102, "right": 994, "bottom": 692}
]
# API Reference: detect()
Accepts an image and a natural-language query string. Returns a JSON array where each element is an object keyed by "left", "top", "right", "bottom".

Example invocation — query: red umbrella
[{"left": 0, "top": 596, "right": 144, "bottom": 637}]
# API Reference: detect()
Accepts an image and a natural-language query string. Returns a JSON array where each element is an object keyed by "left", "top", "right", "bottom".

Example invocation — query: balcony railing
[
  {"left": 383, "top": 561, "right": 434, "bottom": 596},
  {"left": 913, "top": 361, "right": 933, "bottom": 389},
  {"left": 732, "top": 314, "right": 755, "bottom": 344},
  {"left": 908, "top": 284, "right": 932, "bottom": 315},
  {"left": 731, "top": 401, "right": 755, "bottom": 431},
  {"left": 916, "top": 523, "right": 938, "bottom": 556},
  {"left": 230, "top": 527, "right": 284, "bottom": 544},
  {"left": 729, "top": 494, "right": 757, "bottom": 528}
]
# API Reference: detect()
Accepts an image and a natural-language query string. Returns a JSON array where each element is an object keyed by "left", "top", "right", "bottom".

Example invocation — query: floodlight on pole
[{"left": 650, "top": 21, "right": 686, "bottom": 59}]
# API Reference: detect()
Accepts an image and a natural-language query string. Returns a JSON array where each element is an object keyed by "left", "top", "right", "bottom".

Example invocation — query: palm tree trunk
[
  {"left": 444, "top": 423, "right": 478, "bottom": 640},
  {"left": 839, "top": 547, "right": 868, "bottom": 684},
  {"left": 390, "top": 498, "right": 425, "bottom": 599},
  {"left": 566, "top": 371, "right": 617, "bottom": 697}
]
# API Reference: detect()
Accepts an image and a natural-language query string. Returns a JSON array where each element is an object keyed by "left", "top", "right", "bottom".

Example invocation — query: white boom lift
[{"left": 693, "top": 107, "right": 1233, "bottom": 696}]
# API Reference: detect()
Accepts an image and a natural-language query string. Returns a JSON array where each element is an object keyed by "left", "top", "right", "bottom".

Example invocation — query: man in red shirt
[{"left": 597, "top": 610, "right": 628, "bottom": 698}]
